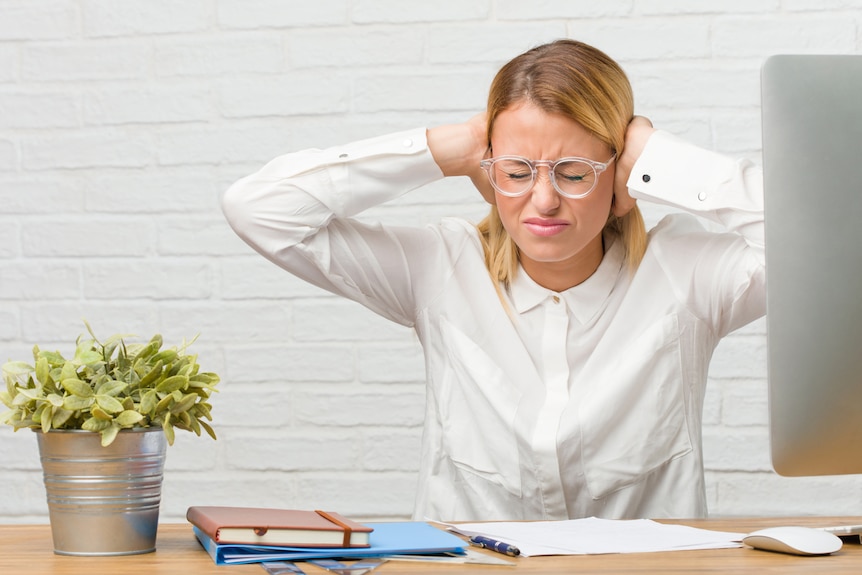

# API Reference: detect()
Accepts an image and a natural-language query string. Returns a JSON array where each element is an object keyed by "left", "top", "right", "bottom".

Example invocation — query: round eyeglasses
[{"left": 479, "top": 154, "right": 615, "bottom": 199}]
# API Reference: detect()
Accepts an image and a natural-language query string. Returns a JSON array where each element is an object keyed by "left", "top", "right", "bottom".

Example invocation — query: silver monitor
[{"left": 762, "top": 54, "right": 862, "bottom": 476}]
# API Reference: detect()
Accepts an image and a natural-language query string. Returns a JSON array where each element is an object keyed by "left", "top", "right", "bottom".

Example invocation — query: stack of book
[{"left": 186, "top": 506, "right": 467, "bottom": 566}]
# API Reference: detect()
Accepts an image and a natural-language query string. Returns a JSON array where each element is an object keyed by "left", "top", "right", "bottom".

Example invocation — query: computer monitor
[{"left": 762, "top": 54, "right": 862, "bottom": 476}]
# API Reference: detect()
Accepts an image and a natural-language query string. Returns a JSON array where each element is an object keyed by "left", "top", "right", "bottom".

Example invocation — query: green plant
[{"left": 0, "top": 322, "right": 219, "bottom": 446}]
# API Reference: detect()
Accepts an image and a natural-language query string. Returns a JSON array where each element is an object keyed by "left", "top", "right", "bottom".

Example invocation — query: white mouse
[{"left": 742, "top": 526, "right": 843, "bottom": 556}]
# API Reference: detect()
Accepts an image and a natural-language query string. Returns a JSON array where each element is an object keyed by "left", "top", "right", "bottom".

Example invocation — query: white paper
[
  {"left": 447, "top": 517, "right": 745, "bottom": 557},
  {"left": 387, "top": 549, "right": 516, "bottom": 566}
]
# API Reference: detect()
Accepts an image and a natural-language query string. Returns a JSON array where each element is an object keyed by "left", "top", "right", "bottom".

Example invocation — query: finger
[
  {"left": 612, "top": 161, "right": 636, "bottom": 217},
  {"left": 612, "top": 189, "right": 637, "bottom": 217}
]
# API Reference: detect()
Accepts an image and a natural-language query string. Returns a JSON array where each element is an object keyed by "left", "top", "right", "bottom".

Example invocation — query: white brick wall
[{"left": 2, "top": 0, "right": 862, "bottom": 524}]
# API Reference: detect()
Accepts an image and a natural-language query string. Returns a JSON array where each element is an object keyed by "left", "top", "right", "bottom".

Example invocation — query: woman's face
[{"left": 489, "top": 101, "right": 615, "bottom": 290}]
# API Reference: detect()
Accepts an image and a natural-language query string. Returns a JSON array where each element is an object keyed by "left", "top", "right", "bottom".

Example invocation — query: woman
[{"left": 222, "top": 40, "right": 764, "bottom": 521}]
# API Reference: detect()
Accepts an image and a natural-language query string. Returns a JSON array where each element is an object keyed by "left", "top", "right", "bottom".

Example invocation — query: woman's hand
[
  {"left": 612, "top": 116, "right": 656, "bottom": 217},
  {"left": 428, "top": 113, "right": 496, "bottom": 205}
]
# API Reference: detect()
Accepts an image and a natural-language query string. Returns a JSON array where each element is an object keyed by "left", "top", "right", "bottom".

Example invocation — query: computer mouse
[{"left": 742, "top": 526, "right": 843, "bottom": 556}]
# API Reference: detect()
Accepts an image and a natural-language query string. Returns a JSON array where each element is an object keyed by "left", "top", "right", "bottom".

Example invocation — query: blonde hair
[{"left": 477, "top": 39, "right": 647, "bottom": 288}]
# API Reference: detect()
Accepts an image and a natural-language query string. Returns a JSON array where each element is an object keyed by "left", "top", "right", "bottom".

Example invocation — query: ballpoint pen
[{"left": 469, "top": 535, "right": 521, "bottom": 557}]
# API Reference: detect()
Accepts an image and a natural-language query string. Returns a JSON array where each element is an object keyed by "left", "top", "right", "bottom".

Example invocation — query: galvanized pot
[{"left": 35, "top": 428, "right": 167, "bottom": 556}]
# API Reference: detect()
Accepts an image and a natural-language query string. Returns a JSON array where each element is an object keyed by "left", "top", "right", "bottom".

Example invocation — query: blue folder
[{"left": 193, "top": 521, "right": 468, "bottom": 565}]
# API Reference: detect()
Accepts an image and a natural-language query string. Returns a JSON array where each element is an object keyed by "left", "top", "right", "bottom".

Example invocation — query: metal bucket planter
[{"left": 35, "top": 428, "right": 167, "bottom": 556}]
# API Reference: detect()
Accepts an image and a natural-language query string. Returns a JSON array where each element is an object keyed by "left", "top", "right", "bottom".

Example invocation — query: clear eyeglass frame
[{"left": 479, "top": 154, "right": 616, "bottom": 199}]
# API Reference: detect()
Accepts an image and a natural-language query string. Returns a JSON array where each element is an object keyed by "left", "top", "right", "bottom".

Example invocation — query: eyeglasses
[{"left": 479, "top": 154, "right": 615, "bottom": 199}]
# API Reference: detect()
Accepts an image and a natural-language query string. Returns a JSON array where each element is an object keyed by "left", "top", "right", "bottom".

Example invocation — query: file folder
[{"left": 194, "top": 521, "right": 467, "bottom": 565}]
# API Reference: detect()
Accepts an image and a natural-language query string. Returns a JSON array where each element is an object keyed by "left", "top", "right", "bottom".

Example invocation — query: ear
[{"left": 612, "top": 193, "right": 636, "bottom": 218}]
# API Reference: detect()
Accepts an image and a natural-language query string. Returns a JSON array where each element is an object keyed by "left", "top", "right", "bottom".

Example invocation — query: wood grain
[{"left": 1, "top": 517, "right": 861, "bottom": 574}]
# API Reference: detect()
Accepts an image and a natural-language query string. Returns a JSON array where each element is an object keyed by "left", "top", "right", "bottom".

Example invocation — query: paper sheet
[
  {"left": 387, "top": 549, "right": 516, "bottom": 566},
  {"left": 447, "top": 517, "right": 745, "bottom": 557}
]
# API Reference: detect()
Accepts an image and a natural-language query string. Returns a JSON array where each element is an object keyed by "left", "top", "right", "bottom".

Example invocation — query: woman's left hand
[
  {"left": 428, "top": 113, "right": 496, "bottom": 205},
  {"left": 613, "top": 116, "right": 656, "bottom": 217}
]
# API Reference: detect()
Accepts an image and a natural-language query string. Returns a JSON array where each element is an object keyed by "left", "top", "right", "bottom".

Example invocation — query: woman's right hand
[
  {"left": 428, "top": 113, "right": 496, "bottom": 205},
  {"left": 612, "top": 115, "right": 656, "bottom": 217}
]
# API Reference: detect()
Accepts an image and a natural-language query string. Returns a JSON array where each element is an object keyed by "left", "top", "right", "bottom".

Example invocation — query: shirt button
[
  {"left": 642, "top": 174, "right": 651, "bottom": 183},
  {"left": 402, "top": 138, "right": 413, "bottom": 148},
  {"left": 338, "top": 153, "right": 349, "bottom": 159},
  {"left": 552, "top": 296, "right": 560, "bottom": 304},
  {"left": 698, "top": 191, "right": 708, "bottom": 201}
]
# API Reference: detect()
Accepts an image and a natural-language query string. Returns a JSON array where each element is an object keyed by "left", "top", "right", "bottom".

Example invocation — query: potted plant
[{"left": 0, "top": 322, "right": 220, "bottom": 556}]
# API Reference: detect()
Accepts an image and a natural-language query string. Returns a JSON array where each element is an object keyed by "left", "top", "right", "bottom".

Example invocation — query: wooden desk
[{"left": 2, "top": 517, "right": 861, "bottom": 574}]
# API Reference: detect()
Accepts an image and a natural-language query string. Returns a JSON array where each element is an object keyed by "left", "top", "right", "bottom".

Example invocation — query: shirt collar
[{"left": 508, "top": 231, "right": 625, "bottom": 323}]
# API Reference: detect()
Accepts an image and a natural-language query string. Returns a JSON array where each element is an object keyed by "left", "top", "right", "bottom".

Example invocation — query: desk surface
[{"left": 1, "top": 517, "right": 861, "bottom": 574}]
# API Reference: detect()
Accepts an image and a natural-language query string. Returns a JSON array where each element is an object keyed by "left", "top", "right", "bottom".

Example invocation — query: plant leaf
[
  {"left": 61, "top": 378, "right": 94, "bottom": 398},
  {"left": 12, "top": 392, "right": 35, "bottom": 406},
  {"left": 163, "top": 419, "right": 175, "bottom": 446},
  {"left": 91, "top": 406, "right": 113, "bottom": 421},
  {"left": 37, "top": 350, "right": 66, "bottom": 366},
  {"left": 73, "top": 339, "right": 98, "bottom": 363},
  {"left": 33, "top": 403, "right": 45, "bottom": 423},
  {"left": 103, "top": 340, "right": 120, "bottom": 363},
  {"left": 2, "top": 362, "right": 34, "bottom": 376},
  {"left": 199, "top": 419, "right": 217, "bottom": 440},
  {"left": 137, "top": 360, "right": 163, "bottom": 388},
  {"left": 40, "top": 406, "right": 53, "bottom": 432},
  {"left": 82, "top": 416, "right": 111, "bottom": 432},
  {"left": 60, "top": 362, "right": 79, "bottom": 383},
  {"left": 189, "top": 372, "right": 220, "bottom": 385},
  {"left": 83, "top": 319, "right": 99, "bottom": 343},
  {"left": 155, "top": 375, "right": 187, "bottom": 394},
  {"left": 193, "top": 402, "right": 212, "bottom": 420},
  {"left": 155, "top": 393, "right": 174, "bottom": 413},
  {"left": 169, "top": 393, "right": 197, "bottom": 415},
  {"left": 95, "top": 380, "right": 127, "bottom": 397},
  {"left": 52, "top": 407, "right": 73, "bottom": 428},
  {"left": 186, "top": 414, "right": 201, "bottom": 435},
  {"left": 46, "top": 393, "right": 64, "bottom": 407},
  {"left": 95, "top": 394, "right": 124, "bottom": 414},
  {"left": 139, "top": 390, "right": 157, "bottom": 415},
  {"left": 100, "top": 424, "right": 121, "bottom": 447},
  {"left": 134, "top": 339, "right": 160, "bottom": 362},
  {"left": 76, "top": 350, "right": 103, "bottom": 366},
  {"left": 35, "top": 357, "right": 51, "bottom": 385},
  {"left": 63, "top": 395, "right": 95, "bottom": 411},
  {"left": 14, "top": 387, "right": 43, "bottom": 401},
  {"left": 152, "top": 349, "right": 178, "bottom": 364},
  {"left": 115, "top": 410, "right": 144, "bottom": 427}
]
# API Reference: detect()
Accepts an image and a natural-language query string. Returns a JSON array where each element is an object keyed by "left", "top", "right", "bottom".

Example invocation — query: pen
[{"left": 469, "top": 535, "right": 521, "bottom": 556}]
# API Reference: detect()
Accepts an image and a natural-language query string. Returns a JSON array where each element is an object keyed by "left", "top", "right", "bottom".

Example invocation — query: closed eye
[
  {"left": 496, "top": 159, "right": 533, "bottom": 182},
  {"left": 504, "top": 170, "right": 532, "bottom": 181},
  {"left": 556, "top": 162, "right": 594, "bottom": 185},
  {"left": 560, "top": 172, "right": 587, "bottom": 182}
]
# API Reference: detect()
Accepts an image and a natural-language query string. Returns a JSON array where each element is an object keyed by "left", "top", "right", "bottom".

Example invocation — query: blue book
[{"left": 193, "top": 521, "right": 467, "bottom": 565}]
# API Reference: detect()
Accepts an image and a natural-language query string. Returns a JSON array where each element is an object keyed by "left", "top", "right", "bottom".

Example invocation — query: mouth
[{"left": 523, "top": 218, "right": 570, "bottom": 237}]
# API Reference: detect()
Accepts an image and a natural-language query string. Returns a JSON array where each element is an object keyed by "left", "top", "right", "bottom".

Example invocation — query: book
[
  {"left": 186, "top": 506, "right": 373, "bottom": 547},
  {"left": 192, "top": 521, "right": 467, "bottom": 565}
]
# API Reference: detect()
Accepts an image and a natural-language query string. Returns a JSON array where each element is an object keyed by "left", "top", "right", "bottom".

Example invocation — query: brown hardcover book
[{"left": 186, "top": 506, "right": 373, "bottom": 547}]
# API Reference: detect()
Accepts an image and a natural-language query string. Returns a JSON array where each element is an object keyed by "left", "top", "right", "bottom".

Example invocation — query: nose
[{"left": 530, "top": 168, "right": 561, "bottom": 213}]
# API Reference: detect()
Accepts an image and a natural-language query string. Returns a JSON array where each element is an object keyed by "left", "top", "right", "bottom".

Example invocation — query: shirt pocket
[
  {"left": 578, "top": 314, "right": 692, "bottom": 500},
  {"left": 436, "top": 317, "right": 523, "bottom": 497}
]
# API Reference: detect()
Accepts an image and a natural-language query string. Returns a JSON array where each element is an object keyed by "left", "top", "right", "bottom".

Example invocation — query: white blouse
[{"left": 222, "top": 127, "right": 765, "bottom": 521}]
